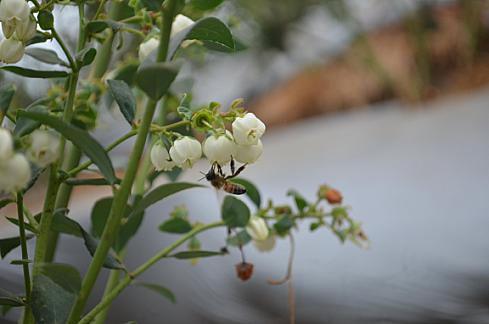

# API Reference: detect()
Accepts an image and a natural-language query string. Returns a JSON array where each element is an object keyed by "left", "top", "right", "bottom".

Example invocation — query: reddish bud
[
  {"left": 235, "top": 262, "right": 254, "bottom": 281},
  {"left": 325, "top": 188, "right": 343, "bottom": 205}
]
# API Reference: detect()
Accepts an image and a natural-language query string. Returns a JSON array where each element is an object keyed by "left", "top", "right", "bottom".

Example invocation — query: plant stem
[
  {"left": 16, "top": 193, "right": 32, "bottom": 318},
  {"left": 79, "top": 221, "right": 224, "bottom": 324}
]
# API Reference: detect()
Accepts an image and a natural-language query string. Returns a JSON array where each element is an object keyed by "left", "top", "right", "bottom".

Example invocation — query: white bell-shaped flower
[
  {"left": 150, "top": 142, "right": 175, "bottom": 171},
  {"left": 0, "top": 0, "right": 30, "bottom": 38},
  {"left": 169, "top": 136, "right": 202, "bottom": 169},
  {"left": 234, "top": 140, "right": 263, "bottom": 164},
  {"left": 0, "top": 38, "right": 25, "bottom": 63},
  {"left": 203, "top": 131, "right": 237, "bottom": 165},
  {"left": 245, "top": 216, "right": 269, "bottom": 241},
  {"left": 253, "top": 234, "right": 276, "bottom": 252},
  {"left": 14, "top": 15, "right": 36, "bottom": 42},
  {"left": 0, "top": 128, "right": 14, "bottom": 164},
  {"left": 232, "top": 113, "right": 266, "bottom": 146},
  {"left": 26, "top": 130, "right": 60, "bottom": 168},
  {"left": 138, "top": 37, "right": 159, "bottom": 62},
  {"left": 171, "top": 14, "right": 194, "bottom": 36},
  {"left": 0, "top": 153, "right": 31, "bottom": 193}
]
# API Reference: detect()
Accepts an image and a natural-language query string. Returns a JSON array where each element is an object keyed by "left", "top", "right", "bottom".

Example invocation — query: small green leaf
[
  {"left": 139, "top": 0, "right": 163, "bottom": 11},
  {"left": 135, "top": 62, "right": 179, "bottom": 101},
  {"left": 31, "top": 263, "right": 81, "bottom": 324},
  {"left": 169, "top": 17, "right": 235, "bottom": 58},
  {"left": 25, "top": 32, "right": 50, "bottom": 46},
  {"left": 64, "top": 177, "right": 120, "bottom": 186},
  {"left": 287, "top": 189, "right": 308, "bottom": 212},
  {"left": 130, "top": 182, "right": 203, "bottom": 217},
  {"left": 274, "top": 215, "right": 294, "bottom": 236},
  {"left": 5, "top": 217, "right": 38, "bottom": 234},
  {"left": 80, "top": 228, "right": 125, "bottom": 270},
  {"left": 10, "top": 259, "right": 32, "bottom": 265},
  {"left": 190, "top": 0, "right": 224, "bottom": 10},
  {"left": 232, "top": 178, "right": 261, "bottom": 208},
  {"left": 25, "top": 48, "right": 69, "bottom": 67},
  {"left": 226, "top": 230, "right": 252, "bottom": 247},
  {"left": 0, "top": 84, "right": 15, "bottom": 115},
  {"left": 85, "top": 20, "right": 121, "bottom": 34},
  {"left": 136, "top": 283, "right": 176, "bottom": 303},
  {"left": 221, "top": 196, "right": 250, "bottom": 228},
  {"left": 107, "top": 79, "right": 136, "bottom": 125},
  {"left": 76, "top": 48, "right": 97, "bottom": 68},
  {"left": 17, "top": 111, "right": 117, "bottom": 184},
  {"left": 51, "top": 209, "right": 83, "bottom": 238},
  {"left": 0, "top": 296, "right": 24, "bottom": 307},
  {"left": 170, "top": 250, "right": 224, "bottom": 259},
  {"left": 0, "top": 198, "right": 14, "bottom": 210},
  {"left": 37, "top": 10, "right": 54, "bottom": 29},
  {"left": 0, "top": 66, "right": 68, "bottom": 78},
  {"left": 14, "top": 105, "right": 47, "bottom": 137},
  {"left": 0, "top": 235, "right": 33, "bottom": 259},
  {"left": 159, "top": 218, "right": 192, "bottom": 234}
]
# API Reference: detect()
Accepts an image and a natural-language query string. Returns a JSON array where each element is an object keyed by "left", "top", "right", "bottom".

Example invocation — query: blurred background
[{"left": 2, "top": 0, "right": 489, "bottom": 323}]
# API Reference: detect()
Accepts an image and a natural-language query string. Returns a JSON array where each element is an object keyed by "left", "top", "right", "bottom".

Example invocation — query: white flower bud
[
  {"left": 138, "top": 37, "right": 159, "bottom": 62},
  {"left": 14, "top": 15, "right": 36, "bottom": 42},
  {"left": 246, "top": 216, "right": 269, "bottom": 241},
  {"left": 0, "top": 0, "right": 30, "bottom": 38},
  {"left": 171, "top": 14, "right": 194, "bottom": 36},
  {"left": 26, "top": 130, "right": 60, "bottom": 168},
  {"left": 150, "top": 142, "right": 175, "bottom": 171},
  {"left": 203, "top": 131, "right": 237, "bottom": 165},
  {"left": 0, "top": 128, "right": 14, "bottom": 164},
  {"left": 253, "top": 234, "right": 276, "bottom": 252},
  {"left": 234, "top": 140, "right": 263, "bottom": 164},
  {"left": 232, "top": 113, "right": 266, "bottom": 146},
  {"left": 0, "top": 38, "right": 25, "bottom": 63},
  {"left": 0, "top": 153, "right": 31, "bottom": 193},
  {"left": 169, "top": 136, "right": 202, "bottom": 169}
]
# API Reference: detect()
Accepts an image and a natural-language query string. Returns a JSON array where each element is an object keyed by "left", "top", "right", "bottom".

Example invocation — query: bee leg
[
  {"left": 227, "top": 163, "right": 247, "bottom": 179},
  {"left": 216, "top": 163, "right": 225, "bottom": 177},
  {"left": 230, "top": 156, "right": 236, "bottom": 175}
]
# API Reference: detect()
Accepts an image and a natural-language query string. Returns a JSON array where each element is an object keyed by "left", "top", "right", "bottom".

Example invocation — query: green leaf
[
  {"left": 25, "top": 32, "right": 50, "bottom": 46},
  {"left": 0, "top": 198, "right": 14, "bottom": 210},
  {"left": 170, "top": 250, "right": 224, "bottom": 259},
  {"left": 22, "top": 165, "right": 45, "bottom": 194},
  {"left": 169, "top": 17, "right": 235, "bottom": 58},
  {"left": 0, "top": 84, "right": 15, "bottom": 115},
  {"left": 85, "top": 20, "right": 121, "bottom": 34},
  {"left": 37, "top": 10, "right": 54, "bottom": 29},
  {"left": 136, "top": 283, "right": 176, "bottom": 303},
  {"left": 274, "top": 215, "right": 294, "bottom": 236},
  {"left": 221, "top": 196, "right": 250, "bottom": 228},
  {"left": 287, "top": 189, "right": 308, "bottom": 212},
  {"left": 0, "top": 66, "right": 68, "bottom": 78},
  {"left": 135, "top": 62, "right": 179, "bottom": 101},
  {"left": 16, "top": 111, "right": 117, "bottom": 184},
  {"left": 76, "top": 48, "right": 97, "bottom": 68},
  {"left": 190, "top": 0, "right": 224, "bottom": 10},
  {"left": 159, "top": 218, "right": 192, "bottom": 234},
  {"left": 130, "top": 182, "right": 203, "bottom": 217},
  {"left": 31, "top": 263, "right": 81, "bottom": 324},
  {"left": 226, "top": 230, "right": 252, "bottom": 247},
  {"left": 80, "top": 228, "right": 125, "bottom": 270},
  {"left": 10, "top": 259, "right": 32, "bottom": 265},
  {"left": 25, "top": 48, "right": 69, "bottom": 67},
  {"left": 51, "top": 209, "right": 83, "bottom": 238},
  {"left": 5, "top": 217, "right": 38, "bottom": 233},
  {"left": 0, "top": 235, "right": 33, "bottom": 259},
  {"left": 64, "top": 177, "right": 120, "bottom": 186},
  {"left": 0, "top": 296, "right": 24, "bottom": 307},
  {"left": 139, "top": 0, "right": 163, "bottom": 11},
  {"left": 107, "top": 79, "right": 136, "bottom": 125},
  {"left": 232, "top": 178, "right": 261, "bottom": 208},
  {"left": 14, "top": 105, "right": 47, "bottom": 137}
]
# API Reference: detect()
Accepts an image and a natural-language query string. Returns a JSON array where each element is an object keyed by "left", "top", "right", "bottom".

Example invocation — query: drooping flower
[
  {"left": 169, "top": 136, "right": 202, "bottom": 169},
  {"left": 0, "top": 153, "right": 31, "bottom": 193},
  {"left": 171, "top": 14, "right": 194, "bottom": 36},
  {"left": 14, "top": 15, "right": 36, "bottom": 42},
  {"left": 253, "top": 234, "right": 276, "bottom": 252},
  {"left": 138, "top": 37, "right": 159, "bottom": 62},
  {"left": 0, "top": 38, "right": 25, "bottom": 64},
  {"left": 245, "top": 216, "right": 269, "bottom": 241},
  {"left": 232, "top": 113, "right": 266, "bottom": 146},
  {"left": 203, "top": 131, "right": 237, "bottom": 165},
  {"left": 0, "top": 0, "right": 30, "bottom": 38},
  {"left": 0, "top": 128, "right": 14, "bottom": 164},
  {"left": 26, "top": 130, "right": 60, "bottom": 168},
  {"left": 150, "top": 142, "right": 175, "bottom": 171},
  {"left": 234, "top": 140, "right": 263, "bottom": 164}
]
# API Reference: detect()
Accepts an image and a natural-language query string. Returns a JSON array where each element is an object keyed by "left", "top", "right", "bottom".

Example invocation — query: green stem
[
  {"left": 79, "top": 221, "right": 224, "bottom": 324},
  {"left": 93, "top": 0, "right": 107, "bottom": 20},
  {"left": 16, "top": 193, "right": 32, "bottom": 319}
]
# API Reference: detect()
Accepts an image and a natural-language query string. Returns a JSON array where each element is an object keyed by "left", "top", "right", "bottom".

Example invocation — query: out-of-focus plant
[{"left": 0, "top": 0, "right": 367, "bottom": 323}]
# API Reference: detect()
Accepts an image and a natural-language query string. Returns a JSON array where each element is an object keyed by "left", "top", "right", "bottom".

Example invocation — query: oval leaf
[
  {"left": 136, "top": 283, "right": 175, "bottom": 303},
  {"left": 232, "top": 178, "right": 261, "bottom": 208},
  {"left": 0, "top": 66, "right": 68, "bottom": 78},
  {"left": 286, "top": 189, "right": 308, "bottom": 212},
  {"left": 0, "top": 235, "right": 33, "bottom": 259},
  {"left": 170, "top": 250, "right": 224, "bottom": 259},
  {"left": 107, "top": 79, "right": 136, "bottom": 125},
  {"left": 135, "top": 62, "right": 179, "bottom": 101},
  {"left": 76, "top": 48, "right": 97, "bottom": 67},
  {"left": 16, "top": 111, "right": 117, "bottom": 184},
  {"left": 130, "top": 182, "right": 203, "bottom": 217},
  {"left": 0, "top": 84, "right": 15, "bottom": 115},
  {"left": 80, "top": 227, "right": 125, "bottom": 270},
  {"left": 25, "top": 47, "right": 69, "bottom": 66},
  {"left": 159, "top": 218, "right": 192, "bottom": 234},
  {"left": 14, "top": 105, "right": 47, "bottom": 137},
  {"left": 221, "top": 196, "right": 250, "bottom": 228}
]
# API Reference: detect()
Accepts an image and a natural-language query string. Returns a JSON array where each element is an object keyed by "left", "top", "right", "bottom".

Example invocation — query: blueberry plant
[{"left": 0, "top": 0, "right": 368, "bottom": 322}]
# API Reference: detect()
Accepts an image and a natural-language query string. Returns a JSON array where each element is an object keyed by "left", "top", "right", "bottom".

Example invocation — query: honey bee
[{"left": 202, "top": 158, "right": 247, "bottom": 195}]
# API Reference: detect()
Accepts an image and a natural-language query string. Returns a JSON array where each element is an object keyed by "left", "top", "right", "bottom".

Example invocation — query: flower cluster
[
  {"left": 0, "top": 128, "right": 30, "bottom": 193},
  {"left": 0, "top": 0, "right": 37, "bottom": 64},
  {"left": 151, "top": 111, "right": 266, "bottom": 172}
]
